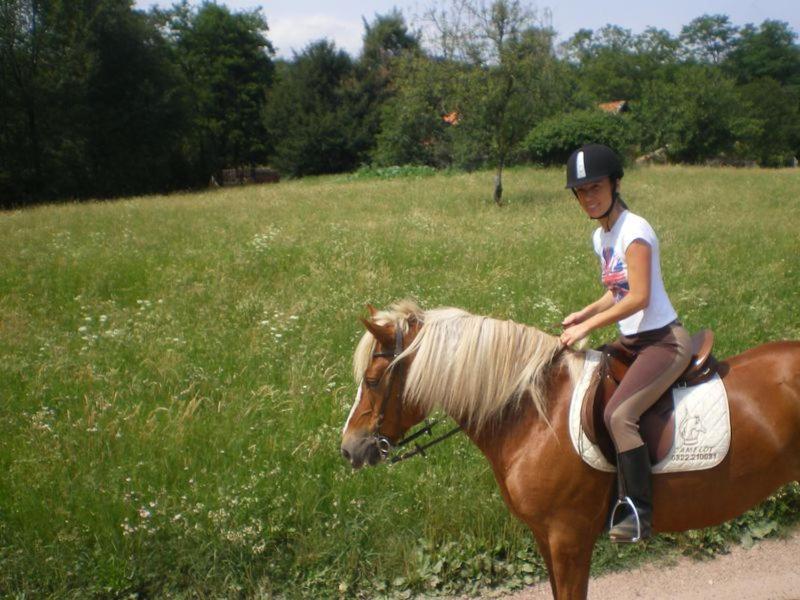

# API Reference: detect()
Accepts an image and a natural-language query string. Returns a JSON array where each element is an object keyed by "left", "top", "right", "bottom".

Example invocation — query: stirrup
[{"left": 608, "top": 496, "right": 642, "bottom": 543}]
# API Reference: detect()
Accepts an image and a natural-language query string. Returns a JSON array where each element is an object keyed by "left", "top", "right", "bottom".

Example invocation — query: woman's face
[{"left": 574, "top": 178, "right": 618, "bottom": 219}]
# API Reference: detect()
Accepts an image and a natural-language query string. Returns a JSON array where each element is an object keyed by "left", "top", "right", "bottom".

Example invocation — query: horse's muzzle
[{"left": 341, "top": 434, "right": 384, "bottom": 469}]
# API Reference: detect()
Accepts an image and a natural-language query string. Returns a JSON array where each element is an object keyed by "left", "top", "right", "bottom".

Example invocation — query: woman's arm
[
  {"left": 561, "top": 240, "right": 652, "bottom": 346},
  {"left": 562, "top": 290, "right": 615, "bottom": 328}
]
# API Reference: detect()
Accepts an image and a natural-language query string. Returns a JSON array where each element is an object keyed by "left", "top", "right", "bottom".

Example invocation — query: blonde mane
[{"left": 353, "top": 299, "right": 577, "bottom": 432}]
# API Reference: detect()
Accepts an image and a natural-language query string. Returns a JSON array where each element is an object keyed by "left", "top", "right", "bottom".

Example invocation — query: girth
[{"left": 581, "top": 329, "right": 718, "bottom": 466}]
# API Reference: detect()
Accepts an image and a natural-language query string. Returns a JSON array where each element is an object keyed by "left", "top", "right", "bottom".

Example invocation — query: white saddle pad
[{"left": 568, "top": 350, "right": 731, "bottom": 474}]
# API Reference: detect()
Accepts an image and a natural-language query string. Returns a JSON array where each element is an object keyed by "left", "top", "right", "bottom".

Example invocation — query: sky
[{"left": 133, "top": 0, "right": 800, "bottom": 59}]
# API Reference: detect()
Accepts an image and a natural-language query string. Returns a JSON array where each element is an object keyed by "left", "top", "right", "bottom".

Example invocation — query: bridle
[
  {"left": 366, "top": 321, "right": 461, "bottom": 464},
  {"left": 368, "top": 324, "right": 406, "bottom": 457}
]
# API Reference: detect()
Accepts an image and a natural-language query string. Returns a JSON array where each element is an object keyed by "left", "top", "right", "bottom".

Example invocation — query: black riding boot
[{"left": 609, "top": 445, "right": 652, "bottom": 543}]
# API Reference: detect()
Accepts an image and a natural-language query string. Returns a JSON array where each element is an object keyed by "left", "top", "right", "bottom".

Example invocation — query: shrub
[{"left": 521, "top": 109, "right": 637, "bottom": 166}]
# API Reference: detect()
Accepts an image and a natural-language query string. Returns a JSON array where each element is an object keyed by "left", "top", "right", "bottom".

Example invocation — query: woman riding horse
[{"left": 559, "top": 143, "right": 692, "bottom": 542}]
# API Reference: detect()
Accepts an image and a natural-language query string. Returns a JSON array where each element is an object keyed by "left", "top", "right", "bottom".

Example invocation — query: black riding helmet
[
  {"left": 566, "top": 144, "right": 625, "bottom": 220},
  {"left": 565, "top": 143, "right": 624, "bottom": 189}
]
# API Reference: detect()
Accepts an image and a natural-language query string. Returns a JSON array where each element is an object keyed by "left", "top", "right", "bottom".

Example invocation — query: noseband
[{"left": 367, "top": 322, "right": 461, "bottom": 464}]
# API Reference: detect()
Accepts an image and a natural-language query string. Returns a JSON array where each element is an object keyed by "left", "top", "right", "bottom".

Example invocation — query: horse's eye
[{"left": 365, "top": 378, "right": 380, "bottom": 389}]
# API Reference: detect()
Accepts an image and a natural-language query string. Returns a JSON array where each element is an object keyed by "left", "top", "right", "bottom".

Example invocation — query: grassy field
[{"left": 1, "top": 166, "right": 799, "bottom": 598}]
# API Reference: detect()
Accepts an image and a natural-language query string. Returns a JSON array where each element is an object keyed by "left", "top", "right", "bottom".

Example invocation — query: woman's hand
[
  {"left": 561, "top": 311, "right": 584, "bottom": 328},
  {"left": 560, "top": 323, "right": 591, "bottom": 347}
]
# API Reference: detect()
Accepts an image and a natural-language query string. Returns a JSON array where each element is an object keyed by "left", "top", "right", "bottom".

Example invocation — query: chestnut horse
[{"left": 340, "top": 300, "right": 800, "bottom": 600}]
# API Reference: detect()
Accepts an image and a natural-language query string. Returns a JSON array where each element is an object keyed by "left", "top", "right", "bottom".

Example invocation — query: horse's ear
[
  {"left": 366, "top": 303, "right": 378, "bottom": 317},
  {"left": 360, "top": 317, "right": 395, "bottom": 347}
]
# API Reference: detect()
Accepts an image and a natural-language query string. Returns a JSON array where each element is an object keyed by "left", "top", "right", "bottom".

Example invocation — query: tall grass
[{"left": 1, "top": 166, "right": 799, "bottom": 597}]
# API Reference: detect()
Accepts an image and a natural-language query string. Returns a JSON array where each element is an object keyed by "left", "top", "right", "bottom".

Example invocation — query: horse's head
[{"left": 340, "top": 304, "right": 427, "bottom": 469}]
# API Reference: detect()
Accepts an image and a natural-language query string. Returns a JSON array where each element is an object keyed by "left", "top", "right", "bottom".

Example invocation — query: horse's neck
[{"left": 457, "top": 362, "right": 574, "bottom": 479}]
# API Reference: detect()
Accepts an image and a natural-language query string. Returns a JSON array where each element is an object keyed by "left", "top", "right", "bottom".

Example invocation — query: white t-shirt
[{"left": 592, "top": 210, "right": 678, "bottom": 336}]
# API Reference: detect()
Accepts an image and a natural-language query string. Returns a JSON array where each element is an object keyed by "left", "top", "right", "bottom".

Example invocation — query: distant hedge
[{"left": 521, "top": 110, "right": 637, "bottom": 166}]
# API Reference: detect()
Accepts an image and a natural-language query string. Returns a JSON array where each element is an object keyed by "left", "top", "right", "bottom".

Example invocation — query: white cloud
[{"left": 269, "top": 14, "right": 364, "bottom": 58}]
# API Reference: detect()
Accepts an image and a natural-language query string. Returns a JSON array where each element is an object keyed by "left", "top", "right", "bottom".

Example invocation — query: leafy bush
[{"left": 521, "top": 109, "right": 637, "bottom": 166}]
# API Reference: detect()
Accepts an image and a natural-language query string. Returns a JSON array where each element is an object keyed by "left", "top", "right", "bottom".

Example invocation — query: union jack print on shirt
[{"left": 601, "top": 247, "right": 629, "bottom": 301}]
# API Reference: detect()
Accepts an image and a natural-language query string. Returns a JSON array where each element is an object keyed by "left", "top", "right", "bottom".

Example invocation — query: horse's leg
[
  {"left": 534, "top": 534, "right": 557, "bottom": 598},
  {"left": 544, "top": 523, "right": 596, "bottom": 600}
]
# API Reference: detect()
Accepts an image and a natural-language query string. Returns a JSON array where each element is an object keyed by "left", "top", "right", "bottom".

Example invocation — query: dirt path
[{"left": 504, "top": 528, "right": 800, "bottom": 600}]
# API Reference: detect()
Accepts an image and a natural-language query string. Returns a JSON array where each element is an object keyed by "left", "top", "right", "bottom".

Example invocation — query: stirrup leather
[{"left": 608, "top": 496, "right": 643, "bottom": 542}]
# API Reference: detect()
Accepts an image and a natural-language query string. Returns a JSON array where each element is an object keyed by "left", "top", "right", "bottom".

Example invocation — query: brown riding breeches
[{"left": 603, "top": 322, "right": 693, "bottom": 453}]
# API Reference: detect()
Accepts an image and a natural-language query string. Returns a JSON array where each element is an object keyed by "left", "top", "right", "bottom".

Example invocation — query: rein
[
  {"left": 369, "top": 322, "right": 462, "bottom": 464},
  {"left": 388, "top": 419, "right": 462, "bottom": 464}
]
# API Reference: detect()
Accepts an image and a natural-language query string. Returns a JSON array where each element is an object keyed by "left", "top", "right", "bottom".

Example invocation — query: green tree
[
  {"left": 635, "top": 27, "right": 680, "bottom": 66},
  {"left": 0, "top": 0, "right": 92, "bottom": 203},
  {"left": 560, "top": 25, "right": 636, "bottom": 100},
  {"left": 84, "top": 1, "right": 190, "bottom": 196},
  {"left": 736, "top": 77, "right": 800, "bottom": 166},
  {"left": 167, "top": 1, "right": 275, "bottom": 178},
  {"left": 679, "top": 14, "right": 738, "bottom": 64},
  {"left": 634, "top": 65, "right": 751, "bottom": 162},
  {"left": 264, "top": 40, "right": 359, "bottom": 176},
  {"left": 371, "top": 53, "right": 453, "bottom": 168},
  {"left": 0, "top": 0, "right": 190, "bottom": 205},
  {"left": 361, "top": 9, "right": 419, "bottom": 68},
  {"left": 423, "top": 0, "right": 556, "bottom": 204},
  {"left": 560, "top": 25, "right": 679, "bottom": 102},
  {"left": 350, "top": 11, "right": 421, "bottom": 163},
  {"left": 724, "top": 20, "right": 800, "bottom": 87}
]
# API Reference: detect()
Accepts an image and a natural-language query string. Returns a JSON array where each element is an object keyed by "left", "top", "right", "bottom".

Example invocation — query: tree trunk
[{"left": 493, "top": 158, "right": 504, "bottom": 206}]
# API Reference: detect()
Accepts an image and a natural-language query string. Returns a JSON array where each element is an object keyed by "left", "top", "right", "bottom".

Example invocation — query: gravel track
[{"left": 507, "top": 528, "right": 800, "bottom": 600}]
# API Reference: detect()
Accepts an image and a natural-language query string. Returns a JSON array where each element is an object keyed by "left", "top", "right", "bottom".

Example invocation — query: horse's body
[
  {"left": 466, "top": 341, "right": 800, "bottom": 598},
  {"left": 341, "top": 301, "right": 800, "bottom": 599}
]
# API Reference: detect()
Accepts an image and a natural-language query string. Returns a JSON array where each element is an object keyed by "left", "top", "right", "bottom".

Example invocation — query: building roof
[
  {"left": 597, "top": 100, "right": 629, "bottom": 114},
  {"left": 442, "top": 111, "right": 460, "bottom": 125}
]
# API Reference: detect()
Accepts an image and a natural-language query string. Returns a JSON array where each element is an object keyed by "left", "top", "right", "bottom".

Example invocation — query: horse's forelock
[{"left": 352, "top": 298, "right": 424, "bottom": 382}]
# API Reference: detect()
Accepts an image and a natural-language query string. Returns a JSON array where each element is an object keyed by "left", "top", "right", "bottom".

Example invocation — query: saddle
[{"left": 581, "top": 330, "right": 718, "bottom": 466}]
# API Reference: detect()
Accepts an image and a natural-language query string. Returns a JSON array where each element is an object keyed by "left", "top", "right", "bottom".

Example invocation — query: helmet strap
[
  {"left": 593, "top": 195, "right": 615, "bottom": 221},
  {"left": 591, "top": 178, "right": 618, "bottom": 221}
]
